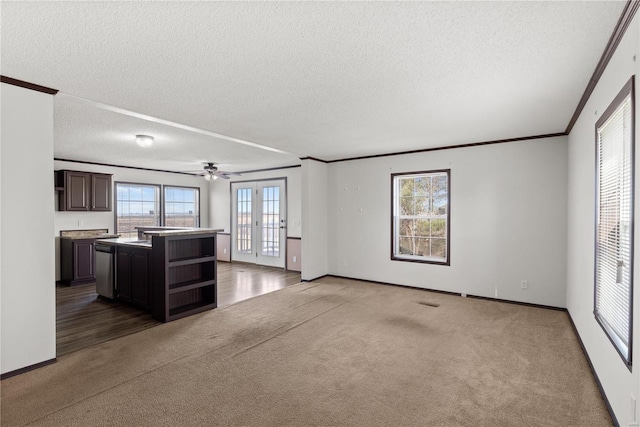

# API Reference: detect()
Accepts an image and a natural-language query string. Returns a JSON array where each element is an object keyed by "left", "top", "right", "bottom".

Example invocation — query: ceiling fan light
[
  {"left": 204, "top": 173, "right": 211, "bottom": 181},
  {"left": 213, "top": 175, "right": 218, "bottom": 181},
  {"left": 135, "top": 134, "right": 154, "bottom": 148}
]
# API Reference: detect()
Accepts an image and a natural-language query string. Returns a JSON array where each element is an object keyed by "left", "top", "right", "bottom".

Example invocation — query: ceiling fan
[{"left": 191, "top": 162, "right": 241, "bottom": 181}]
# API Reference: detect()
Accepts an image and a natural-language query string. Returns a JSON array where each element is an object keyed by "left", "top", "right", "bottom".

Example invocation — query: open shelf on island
[
  {"left": 152, "top": 232, "right": 218, "bottom": 322},
  {"left": 168, "top": 255, "right": 216, "bottom": 267},
  {"left": 169, "top": 278, "right": 216, "bottom": 294},
  {"left": 168, "top": 237, "right": 214, "bottom": 261}
]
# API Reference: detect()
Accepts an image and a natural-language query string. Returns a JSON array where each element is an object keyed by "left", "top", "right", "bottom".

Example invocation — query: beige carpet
[{"left": 1, "top": 277, "right": 611, "bottom": 426}]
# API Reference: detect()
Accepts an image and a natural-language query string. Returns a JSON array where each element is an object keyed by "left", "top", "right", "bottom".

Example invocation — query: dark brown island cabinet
[
  {"left": 115, "top": 246, "right": 152, "bottom": 310},
  {"left": 60, "top": 238, "right": 96, "bottom": 285},
  {"left": 151, "top": 232, "right": 217, "bottom": 322},
  {"left": 56, "top": 170, "right": 112, "bottom": 211}
]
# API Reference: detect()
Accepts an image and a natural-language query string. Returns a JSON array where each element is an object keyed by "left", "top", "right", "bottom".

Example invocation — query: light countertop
[
  {"left": 95, "top": 238, "right": 152, "bottom": 249},
  {"left": 60, "top": 233, "right": 120, "bottom": 240},
  {"left": 142, "top": 228, "right": 223, "bottom": 237},
  {"left": 97, "top": 228, "right": 223, "bottom": 247},
  {"left": 60, "top": 228, "right": 119, "bottom": 240}
]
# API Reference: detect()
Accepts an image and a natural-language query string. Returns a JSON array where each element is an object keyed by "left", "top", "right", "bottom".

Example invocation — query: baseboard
[
  {"left": 302, "top": 274, "right": 330, "bottom": 282},
  {"left": 466, "top": 294, "right": 565, "bottom": 311},
  {"left": 320, "top": 274, "right": 565, "bottom": 312},
  {"left": 321, "top": 274, "right": 460, "bottom": 296},
  {"left": 1, "top": 358, "right": 57, "bottom": 380},
  {"left": 566, "top": 312, "right": 619, "bottom": 427}
]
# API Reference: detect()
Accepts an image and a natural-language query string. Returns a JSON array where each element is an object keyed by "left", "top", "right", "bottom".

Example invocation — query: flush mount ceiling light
[{"left": 135, "top": 134, "right": 154, "bottom": 148}]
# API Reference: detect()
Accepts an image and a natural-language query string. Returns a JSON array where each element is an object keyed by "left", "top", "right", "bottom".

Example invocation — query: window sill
[
  {"left": 391, "top": 255, "right": 449, "bottom": 266},
  {"left": 594, "top": 312, "right": 632, "bottom": 371}
]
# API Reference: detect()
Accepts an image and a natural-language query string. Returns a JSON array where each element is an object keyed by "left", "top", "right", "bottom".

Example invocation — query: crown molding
[
  {"left": 317, "top": 132, "right": 566, "bottom": 164},
  {"left": 1, "top": 75, "right": 58, "bottom": 95}
]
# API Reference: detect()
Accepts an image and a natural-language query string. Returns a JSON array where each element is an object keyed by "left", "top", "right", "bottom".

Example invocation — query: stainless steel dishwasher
[{"left": 95, "top": 243, "right": 115, "bottom": 299}]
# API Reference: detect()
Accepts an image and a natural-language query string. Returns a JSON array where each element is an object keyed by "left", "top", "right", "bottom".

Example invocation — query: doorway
[{"left": 231, "top": 179, "right": 286, "bottom": 268}]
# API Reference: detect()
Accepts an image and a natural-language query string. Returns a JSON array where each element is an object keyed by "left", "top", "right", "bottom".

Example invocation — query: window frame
[
  {"left": 163, "top": 185, "right": 201, "bottom": 228},
  {"left": 114, "top": 181, "right": 162, "bottom": 239},
  {"left": 390, "top": 169, "right": 451, "bottom": 266},
  {"left": 593, "top": 75, "right": 635, "bottom": 370}
]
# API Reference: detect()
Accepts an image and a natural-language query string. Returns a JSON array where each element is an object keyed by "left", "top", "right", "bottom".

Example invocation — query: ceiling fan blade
[
  {"left": 215, "top": 169, "right": 241, "bottom": 176},
  {"left": 184, "top": 162, "right": 240, "bottom": 177}
]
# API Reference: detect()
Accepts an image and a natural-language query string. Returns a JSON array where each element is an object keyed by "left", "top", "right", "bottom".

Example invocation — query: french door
[{"left": 231, "top": 180, "right": 286, "bottom": 268}]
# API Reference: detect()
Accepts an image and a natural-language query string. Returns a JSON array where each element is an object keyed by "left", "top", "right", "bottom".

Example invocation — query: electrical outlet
[
  {"left": 521, "top": 280, "right": 528, "bottom": 289},
  {"left": 223, "top": 248, "right": 227, "bottom": 254},
  {"left": 461, "top": 293, "right": 467, "bottom": 297},
  {"left": 293, "top": 256, "right": 297, "bottom": 263},
  {"left": 77, "top": 220, "right": 83, "bottom": 227}
]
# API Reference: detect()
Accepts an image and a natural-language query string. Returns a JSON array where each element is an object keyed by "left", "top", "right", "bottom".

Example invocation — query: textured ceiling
[
  {"left": 53, "top": 95, "right": 299, "bottom": 173},
  {"left": 0, "top": 1, "right": 626, "bottom": 170}
]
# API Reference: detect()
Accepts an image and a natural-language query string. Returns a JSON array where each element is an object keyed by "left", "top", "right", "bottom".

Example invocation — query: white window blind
[{"left": 595, "top": 89, "right": 633, "bottom": 366}]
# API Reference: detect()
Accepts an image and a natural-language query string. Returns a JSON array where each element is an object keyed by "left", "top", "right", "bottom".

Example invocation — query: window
[
  {"left": 391, "top": 170, "right": 450, "bottom": 265},
  {"left": 164, "top": 186, "right": 200, "bottom": 228},
  {"left": 595, "top": 76, "right": 635, "bottom": 368},
  {"left": 115, "top": 183, "right": 161, "bottom": 239}
]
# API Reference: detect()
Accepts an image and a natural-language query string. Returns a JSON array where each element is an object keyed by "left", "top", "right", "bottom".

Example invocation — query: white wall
[
  {"left": 327, "top": 136, "right": 568, "bottom": 307},
  {"left": 1, "top": 83, "right": 56, "bottom": 374},
  {"left": 566, "top": 14, "right": 639, "bottom": 425},
  {"left": 54, "top": 160, "right": 210, "bottom": 281},
  {"left": 209, "top": 166, "right": 302, "bottom": 238},
  {"left": 301, "top": 159, "right": 329, "bottom": 281}
]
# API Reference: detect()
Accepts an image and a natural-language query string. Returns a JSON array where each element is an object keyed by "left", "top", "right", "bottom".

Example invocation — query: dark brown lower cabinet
[
  {"left": 116, "top": 246, "right": 151, "bottom": 310},
  {"left": 60, "top": 238, "right": 96, "bottom": 285}
]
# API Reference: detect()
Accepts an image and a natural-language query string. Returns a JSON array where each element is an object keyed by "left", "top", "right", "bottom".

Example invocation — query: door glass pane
[
  {"left": 261, "top": 186, "right": 279, "bottom": 257},
  {"left": 237, "top": 188, "right": 252, "bottom": 253}
]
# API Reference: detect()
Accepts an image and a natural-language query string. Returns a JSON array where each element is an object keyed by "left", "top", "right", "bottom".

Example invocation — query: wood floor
[{"left": 56, "top": 262, "right": 301, "bottom": 356}]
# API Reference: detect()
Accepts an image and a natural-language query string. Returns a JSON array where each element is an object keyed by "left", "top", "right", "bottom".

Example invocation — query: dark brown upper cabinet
[
  {"left": 56, "top": 170, "right": 112, "bottom": 211},
  {"left": 91, "top": 174, "right": 112, "bottom": 211}
]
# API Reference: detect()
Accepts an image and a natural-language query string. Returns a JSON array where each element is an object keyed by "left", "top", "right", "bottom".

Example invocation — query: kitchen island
[{"left": 97, "top": 228, "right": 223, "bottom": 322}]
